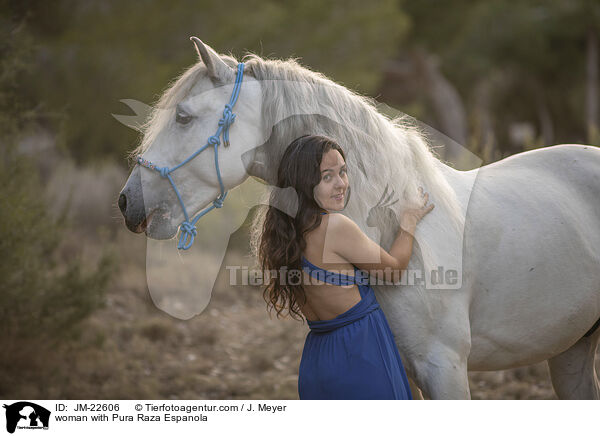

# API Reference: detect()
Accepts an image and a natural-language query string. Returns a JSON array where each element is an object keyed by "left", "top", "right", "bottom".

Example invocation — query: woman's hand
[{"left": 400, "top": 187, "right": 435, "bottom": 232}]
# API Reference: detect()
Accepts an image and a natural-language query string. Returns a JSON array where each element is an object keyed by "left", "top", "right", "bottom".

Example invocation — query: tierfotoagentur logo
[
  {"left": 226, "top": 265, "right": 459, "bottom": 287},
  {"left": 3, "top": 402, "right": 50, "bottom": 434}
]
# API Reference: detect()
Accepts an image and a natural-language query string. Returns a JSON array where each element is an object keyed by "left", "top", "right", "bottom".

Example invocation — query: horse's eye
[{"left": 175, "top": 109, "right": 193, "bottom": 125}]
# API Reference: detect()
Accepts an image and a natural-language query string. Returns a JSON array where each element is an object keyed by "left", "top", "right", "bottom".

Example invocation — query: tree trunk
[
  {"left": 472, "top": 77, "right": 497, "bottom": 162},
  {"left": 379, "top": 51, "right": 468, "bottom": 163},
  {"left": 413, "top": 51, "right": 468, "bottom": 148},
  {"left": 586, "top": 27, "right": 599, "bottom": 143}
]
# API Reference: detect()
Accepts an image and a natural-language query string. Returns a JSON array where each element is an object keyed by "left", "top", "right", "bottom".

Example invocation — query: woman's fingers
[
  {"left": 404, "top": 188, "right": 434, "bottom": 223},
  {"left": 421, "top": 202, "right": 435, "bottom": 218}
]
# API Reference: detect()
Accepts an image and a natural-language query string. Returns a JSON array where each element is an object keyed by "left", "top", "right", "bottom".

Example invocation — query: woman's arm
[{"left": 330, "top": 187, "right": 434, "bottom": 284}]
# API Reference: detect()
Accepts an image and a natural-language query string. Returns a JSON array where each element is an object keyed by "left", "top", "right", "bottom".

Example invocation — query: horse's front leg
[
  {"left": 379, "top": 285, "right": 473, "bottom": 399},
  {"left": 410, "top": 341, "right": 472, "bottom": 399},
  {"left": 398, "top": 309, "right": 472, "bottom": 400}
]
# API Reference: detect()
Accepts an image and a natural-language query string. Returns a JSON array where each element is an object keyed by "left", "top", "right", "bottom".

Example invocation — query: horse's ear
[{"left": 189, "top": 36, "right": 233, "bottom": 83}]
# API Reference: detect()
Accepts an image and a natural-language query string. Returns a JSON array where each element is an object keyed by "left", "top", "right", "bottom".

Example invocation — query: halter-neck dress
[{"left": 297, "top": 212, "right": 413, "bottom": 400}]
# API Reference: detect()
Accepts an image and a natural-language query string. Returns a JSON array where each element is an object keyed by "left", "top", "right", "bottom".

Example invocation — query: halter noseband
[{"left": 136, "top": 62, "right": 245, "bottom": 250}]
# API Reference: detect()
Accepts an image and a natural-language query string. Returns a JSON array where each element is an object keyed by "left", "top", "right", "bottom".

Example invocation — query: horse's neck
[
  {"left": 416, "top": 162, "right": 469, "bottom": 287},
  {"left": 354, "top": 161, "right": 468, "bottom": 287}
]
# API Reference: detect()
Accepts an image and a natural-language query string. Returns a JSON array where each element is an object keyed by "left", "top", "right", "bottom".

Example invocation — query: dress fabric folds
[{"left": 298, "top": 256, "right": 413, "bottom": 400}]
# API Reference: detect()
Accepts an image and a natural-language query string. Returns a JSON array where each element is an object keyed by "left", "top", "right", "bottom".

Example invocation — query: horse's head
[{"left": 118, "top": 38, "right": 266, "bottom": 244}]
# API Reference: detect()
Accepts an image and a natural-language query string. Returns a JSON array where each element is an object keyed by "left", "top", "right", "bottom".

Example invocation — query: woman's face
[{"left": 313, "top": 149, "right": 349, "bottom": 212}]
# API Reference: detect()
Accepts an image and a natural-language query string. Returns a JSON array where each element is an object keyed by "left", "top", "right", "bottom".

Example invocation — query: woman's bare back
[{"left": 299, "top": 214, "right": 362, "bottom": 322}]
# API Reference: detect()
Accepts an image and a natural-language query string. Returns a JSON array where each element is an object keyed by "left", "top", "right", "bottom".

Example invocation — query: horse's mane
[
  {"left": 132, "top": 50, "right": 465, "bottom": 289},
  {"left": 241, "top": 53, "right": 463, "bottom": 229}
]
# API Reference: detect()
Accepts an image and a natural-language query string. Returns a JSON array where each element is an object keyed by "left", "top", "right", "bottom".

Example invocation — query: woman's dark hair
[{"left": 254, "top": 134, "right": 347, "bottom": 322}]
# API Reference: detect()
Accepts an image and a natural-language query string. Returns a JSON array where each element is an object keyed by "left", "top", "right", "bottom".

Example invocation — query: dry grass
[{"left": 469, "top": 364, "right": 558, "bottom": 400}]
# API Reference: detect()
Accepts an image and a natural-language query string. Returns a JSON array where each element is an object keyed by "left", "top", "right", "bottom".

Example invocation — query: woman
[{"left": 250, "top": 134, "right": 434, "bottom": 399}]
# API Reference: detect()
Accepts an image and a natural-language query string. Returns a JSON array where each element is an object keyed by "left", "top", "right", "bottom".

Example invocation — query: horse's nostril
[{"left": 118, "top": 193, "right": 127, "bottom": 214}]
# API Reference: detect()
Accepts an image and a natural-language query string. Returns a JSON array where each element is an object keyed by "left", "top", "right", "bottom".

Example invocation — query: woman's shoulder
[
  {"left": 325, "top": 212, "right": 355, "bottom": 233},
  {"left": 304, "top": 213, "right": 354, "bottom": 265},
  {"left": 311, "top": 212, "right": 349, "bottom": 235},
  {"left": 305, "top": 213, "right": 354, "bottom": 242},
  {"left": 308, "top": 213, "right": 355, "bottom": 247}
]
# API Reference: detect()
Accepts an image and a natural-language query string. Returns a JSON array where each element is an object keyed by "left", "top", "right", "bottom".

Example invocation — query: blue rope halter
[{"left": 136, "top": 63, "right": 245, "bottom": 250}]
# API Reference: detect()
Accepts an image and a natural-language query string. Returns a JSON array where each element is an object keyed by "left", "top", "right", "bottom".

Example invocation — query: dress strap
[{"left": 301, "top": 256, "right": 361, "bottom": 286}]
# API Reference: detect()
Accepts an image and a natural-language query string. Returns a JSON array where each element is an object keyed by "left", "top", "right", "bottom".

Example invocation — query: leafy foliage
[{"left": 0, "top": 5, "right": 116, "bottom": 393}]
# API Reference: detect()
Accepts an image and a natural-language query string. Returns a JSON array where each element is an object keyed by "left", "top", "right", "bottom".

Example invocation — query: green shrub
[{"left": 0, "top": 10, "right": 116, "bottom": 396}]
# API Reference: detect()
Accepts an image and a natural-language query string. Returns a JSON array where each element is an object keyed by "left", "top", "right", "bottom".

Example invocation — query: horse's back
[
  {"left": 467, "top": 144, "right": 600, "bottom": 241},
  {"left": 480, "top": 143, "right": 600, "bottom": 181}
]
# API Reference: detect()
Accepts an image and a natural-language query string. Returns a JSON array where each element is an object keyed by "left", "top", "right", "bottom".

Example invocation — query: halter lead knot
[
  {"left": 180, "top": 221, "right": 197, "bottom": 236},
  {"left": 177, "top": 221, "right": 198, "bottom": 250},
  {"left": 157, "top": 167, "right": 170, "bottom": 178},
  {"left": 219, "top": 104, "right": 236, "bottom": 126},
  {"left": 213, "top": 196, "right": 225, "bottom": 208},
  {"left": 219, "top": 103, "right": 236, "bottom": 146}
]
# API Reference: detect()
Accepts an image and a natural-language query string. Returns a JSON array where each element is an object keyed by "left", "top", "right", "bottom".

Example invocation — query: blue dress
[{"left": 298, "top": 255, "right": 413, "bottom": 400}]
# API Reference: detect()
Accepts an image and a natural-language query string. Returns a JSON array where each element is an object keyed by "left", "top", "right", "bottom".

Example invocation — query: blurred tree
[{"left": 389, "top": 0, "right": 600, "bottom": 158}]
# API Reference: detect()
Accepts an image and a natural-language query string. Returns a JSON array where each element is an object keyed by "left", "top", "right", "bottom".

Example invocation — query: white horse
[{"left": 119, "top": 38, "right": 600, "bottom": 399}]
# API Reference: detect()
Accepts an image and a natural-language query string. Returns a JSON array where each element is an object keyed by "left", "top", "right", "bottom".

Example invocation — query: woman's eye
[{"left": 323, "top": 175, "right": 330, "bottom": 181}]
